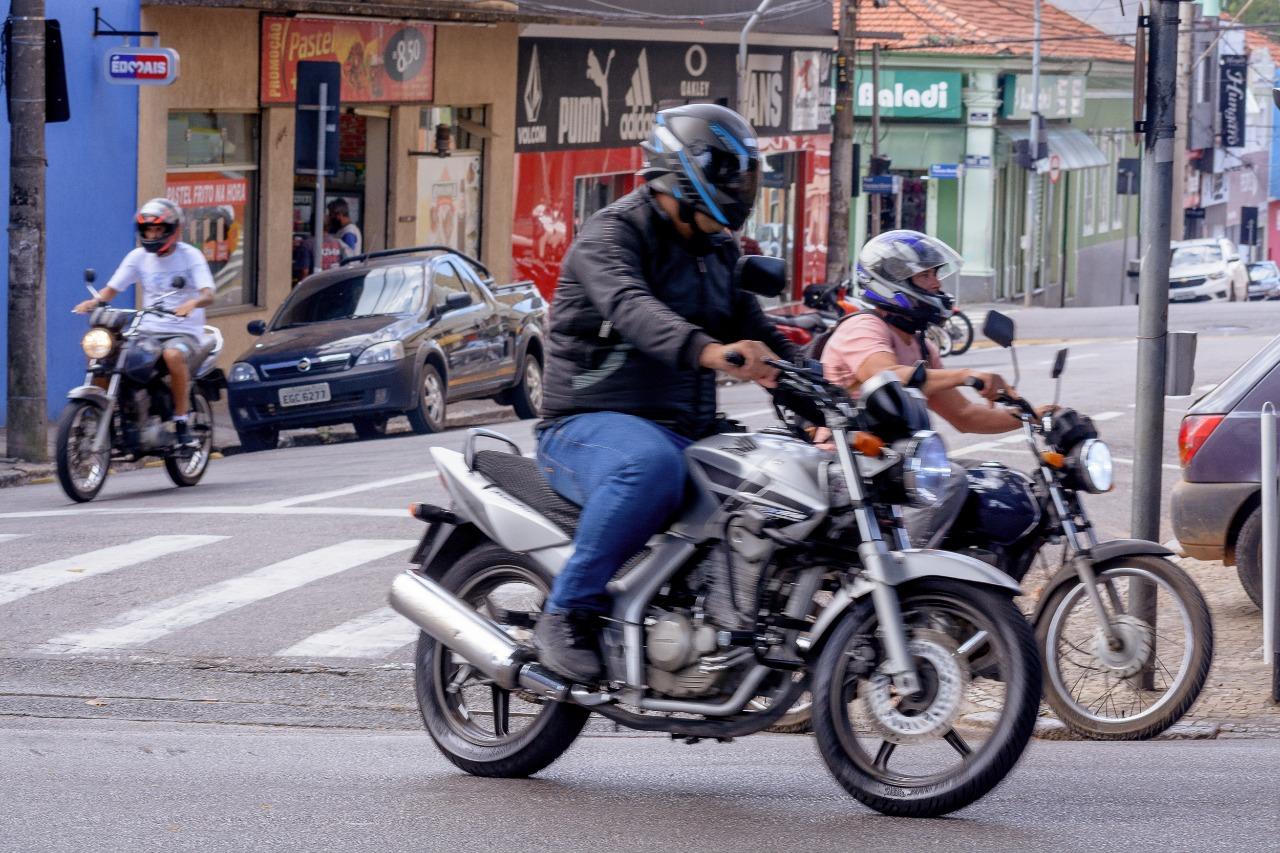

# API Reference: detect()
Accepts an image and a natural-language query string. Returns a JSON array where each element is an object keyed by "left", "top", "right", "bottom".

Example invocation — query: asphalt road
[{"left": 4, "top": 718, "right": 1279, "bottom": 852}]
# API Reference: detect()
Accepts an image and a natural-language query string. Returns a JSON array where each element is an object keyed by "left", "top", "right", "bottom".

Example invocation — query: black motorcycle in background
[{"left": 56, "top": 270, "right": 226, "bottom": 502}]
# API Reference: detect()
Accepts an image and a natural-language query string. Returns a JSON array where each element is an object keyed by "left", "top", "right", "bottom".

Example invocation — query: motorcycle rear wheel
[
  {"left": 55, "top": 400, "right": 111, "bottom": 503},
  {"left": 164, "top": 391, "right": 214, "bottom": 487},
  {"left": 812, "top": 578, "right": 1040, "bottom": 818},
  {"left": 413, "top": 544, "right": 590, "bottom": 777}
]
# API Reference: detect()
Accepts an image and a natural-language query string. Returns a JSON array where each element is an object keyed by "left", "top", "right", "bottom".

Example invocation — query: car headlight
[
  {"left": 80, "top": 328, "right": 114, "bottom": 360},
  {"left": 229, "top": 362, "right": 259, "bottom": 383},
  {"left": 901, "top": 431, "right": 951, "bottom": 507},
  {"left": 1206, "top": 270, "right": 1226, "bottom": 280},
  {"left": 355, "top": 340, "right": 406, "bottom": 365},
  {"left": 1071, "top": 438, "right": 1114, "bottom": 494}
]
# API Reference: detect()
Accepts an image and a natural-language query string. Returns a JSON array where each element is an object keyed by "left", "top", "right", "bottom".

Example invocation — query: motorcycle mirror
[
  {"left": 982, "top": 310, "right": 1016, "bottom": 348},
  {"left": 83, "top": 268, "right": 96, "bottom": 284},
  {"left": 1051, "top": 348, "right": 1069, "bottom": 379},
  {"left": 734, "top": 255, "right": 787, "bottom": 298},
  {"left": 906, "top": 360, "right": 928, "bottom": 390}
]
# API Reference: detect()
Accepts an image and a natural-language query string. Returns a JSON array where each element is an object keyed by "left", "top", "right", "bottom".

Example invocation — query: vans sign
[{"left": 104, "top": 48, "right": 180, "bottom": 86}]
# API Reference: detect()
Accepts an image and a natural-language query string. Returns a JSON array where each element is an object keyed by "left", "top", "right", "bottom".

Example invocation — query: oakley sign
[{"left": 104, "top": 48, "right": 180, "bottom": 86}]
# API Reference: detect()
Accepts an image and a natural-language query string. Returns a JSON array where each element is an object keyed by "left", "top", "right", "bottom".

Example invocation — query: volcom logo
[
  {"left": 518, "top": 45, "right": 548, "bottom": 145},
  {"left": 619, "top": 48, "right": 655, "bottom": 142}
]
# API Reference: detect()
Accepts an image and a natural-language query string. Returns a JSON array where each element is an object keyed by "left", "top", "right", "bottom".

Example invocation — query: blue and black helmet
[
  {"left": 857, "top": 230, "right": 961, "bottom": 332},
  {"left": 640, "top": 104, "right": 761, "bottom": 231}
]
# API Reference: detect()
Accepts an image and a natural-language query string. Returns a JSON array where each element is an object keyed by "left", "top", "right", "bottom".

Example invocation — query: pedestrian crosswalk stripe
[
  {"left": 275, "top": 606, "right": 418, "bottom": 658},
  {"left": 0, "top": 535, "right": 227, "bottom": 607},
  {"left": 0, "top": 533, "right": 27, "bottom": 544},
  {"left": 1093, "top": 411, "right": 1123, "bottom": 422},
  {"left": 39, "top": 539, "right": 415, "bottom": 655}
]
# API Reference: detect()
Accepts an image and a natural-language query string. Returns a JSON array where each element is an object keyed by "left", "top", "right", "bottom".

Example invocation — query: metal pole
[
  {"left": 737, "top": 0, "right": 775, "bottom": 118},
  {"left": 1130, "top": 0, "right": 1182, "bottom": 669},
  {"left": 314, "top": 82, "right": 328, "bottom": 272},
  {"left": 869, "top": 42, "right": 882, "bottom": 239},
  {"left": 1262, "top": 402, "right": 1276, "bottom": 669},
  {"left": 6, "top": 0, "right": 47, "bottom": 463},
  {"left": 1021, "top": 0, "right": 1042, "bottom": 307},
  {"left": 825, "top": 0, "right": 855, "bottom": 285},
  {"left": 1121, "top": 191, "right": 1132, "bottom": 303}
]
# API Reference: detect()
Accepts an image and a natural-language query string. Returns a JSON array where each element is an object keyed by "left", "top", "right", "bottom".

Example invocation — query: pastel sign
[{"left": 104, "top": 48, "right": 180, "bottom": 86}]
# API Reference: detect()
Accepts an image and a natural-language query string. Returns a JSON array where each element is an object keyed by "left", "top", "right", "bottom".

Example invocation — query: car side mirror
[
  {"left": 84, "top": 268, "right": 96, "bottom": 284},
  {"left": 982, "top": 310, "right": 1016, "bottom": 349},
  {"left": 444, "top": 291, "right": 472, "bottom": 312},
  {"left": 734, "top": 255, "right": 787, "bottom": 298},
  {"left": 247, "top": 319, "right": 266, "bottom": 336},
  {"left": 1051, "top": 348, "right": 1068, "bottom": 379},
  {"left": 1274, "top": 87, "right": 1280, "bottom": 110}
]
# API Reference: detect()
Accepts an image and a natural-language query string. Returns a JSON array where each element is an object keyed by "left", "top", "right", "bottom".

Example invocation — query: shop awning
[
  {"left": 855, "top": 126, "right": 966, "bottom": 172},
  {"left": 1003, "top": 127, "right": 1109, "bottom": 170}
]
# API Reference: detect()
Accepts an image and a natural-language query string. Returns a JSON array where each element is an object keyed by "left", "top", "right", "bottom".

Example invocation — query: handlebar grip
[
  {"left": 724, "top": 350, "right": 746, "bottom": 368},
  {"left": 963, "top": 376, "right": 985, "bottom": 391}
]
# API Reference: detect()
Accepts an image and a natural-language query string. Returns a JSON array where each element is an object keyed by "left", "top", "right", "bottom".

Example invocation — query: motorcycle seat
[
  {"left": 775, "top": 312, "right": 825, "bottom": 331},
  {"left": 471, "top": 450, "right": 582, "bottom": 535}
]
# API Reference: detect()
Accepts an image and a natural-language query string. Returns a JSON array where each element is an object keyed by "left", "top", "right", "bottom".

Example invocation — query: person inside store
[
  {"left": 327, "top": 198, "right": 363, "bottom": 259},
  {"left": 73, "top": 198, "right": 215, "bottom": 451},
  {"left": 532, "top": 103, "right": 801, "bottom": 682}
]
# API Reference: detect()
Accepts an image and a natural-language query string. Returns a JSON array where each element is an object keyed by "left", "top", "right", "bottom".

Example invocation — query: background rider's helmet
[
  {"left": 640, "top": 103, "right": 761, "bottom": 231},
  {"left": 857, "top": 230, "right": 962, "bottom": 332},
  {"left": 136, "top": 198, "right": 183, "bottom": 254}
]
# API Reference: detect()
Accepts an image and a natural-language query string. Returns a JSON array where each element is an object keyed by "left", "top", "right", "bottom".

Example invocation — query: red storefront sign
[{"left": 261, "top": 16, "right": 435, "bottom": 104}]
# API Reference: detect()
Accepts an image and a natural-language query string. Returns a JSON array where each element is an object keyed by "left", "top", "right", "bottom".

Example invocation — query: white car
[{"left": 1168, "top": 238, "right": 1250, "bottom": 303}]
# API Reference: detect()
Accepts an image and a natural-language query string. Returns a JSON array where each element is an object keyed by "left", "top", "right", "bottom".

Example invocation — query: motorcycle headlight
[
  {"left": 902, "top": 431, "right": 951, "bottom": 507},
  {"left": 355, "top": 340, "right": 406, "bottom": 366},
  {"left": 80, "top": 328, "right": 114, "bottom": 360},
  {"left": 229, "top": 362, "right": 260, "bottom": 383},
  {"left": 1071, "top": 438, "right": 1114, "bottom": 494}
]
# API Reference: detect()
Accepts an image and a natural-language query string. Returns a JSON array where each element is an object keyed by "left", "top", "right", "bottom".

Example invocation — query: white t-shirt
[
  {"left": 105, "top": 244, "right": 215, "bottom": 337},
  {"left": 335, "top": 223, "right": 362, "bottom": 258}
]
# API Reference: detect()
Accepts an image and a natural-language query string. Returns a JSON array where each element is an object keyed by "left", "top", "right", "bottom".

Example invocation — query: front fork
[
  {"left": 1043, "top": 473, "right": 1123, "bottom": 647},
  {"left": 89, "top": 373, "right": 120, "bottom": 453},
  {"left": 832, "top": 425, "right": 920, "bottom": 695}
]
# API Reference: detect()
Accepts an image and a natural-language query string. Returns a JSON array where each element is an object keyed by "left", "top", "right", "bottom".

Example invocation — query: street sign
[
  {"left": 928, "top": 163, "right": 961, "bottom": 179},
  {"left": 964, "top": 153, "right": 992, "bottom": 169},
  {"left": 1048, "top": 154, "right": 1062, "bottom": 184},
  {"left": 862, "top": 175, "right": 900, "bottom": 194},
  {"left": 1117, "top": 157, "right": 1141, "bottom": 195},
  {"left": 103, "top": 47, "right": 179, "bottom": 86},
  {"left": 294, "top": 61, "right": 341, "bottom": 176}
]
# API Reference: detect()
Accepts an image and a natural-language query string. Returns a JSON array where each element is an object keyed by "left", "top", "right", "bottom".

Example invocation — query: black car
[{"left": 227, "top": 246, "right": 546, "bottom": 451}]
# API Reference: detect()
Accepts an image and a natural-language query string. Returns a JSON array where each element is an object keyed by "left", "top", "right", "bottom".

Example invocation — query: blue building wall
[{"left": 0, "top": 0, "right": 140, "bottom": 425}]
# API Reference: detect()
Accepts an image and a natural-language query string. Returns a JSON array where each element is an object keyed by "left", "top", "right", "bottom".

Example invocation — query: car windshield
[
  {"left": 1249, "top": 262, "right": 1278, "bottom": 281},
  {"left": 273, "top": 266, "right": 425, "bottom": 327},
  {"left": 1171, "top": 245, "right": 1222, "bottom": 267}
]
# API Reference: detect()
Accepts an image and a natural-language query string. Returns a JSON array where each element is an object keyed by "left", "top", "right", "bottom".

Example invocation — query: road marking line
[
  {"left": 950, "top": 441, "right": 1002, "bottom": 455},
  {"left": 0, "top": 506, "right": 408, "bottom": 520},
  {"left": 258, "top": 471, "right": 441, "bottom": 508},
  {"left": 0, "top": 533, "right": 27, "bottom": 543},
  {"left": 1092, "top": 411, "right": 1124, "bottom": 422},
  {"left": 976, "top": 445, "right": 1181, "bottom": 471},
  {"left": 997, "top": 435, "right": 1025, "bottom": 444},
  {"left": 276, "top": 606, "right": 418, "bottom": 658},
  {"left": 0, "top": 535, "right": 226, "bottom": 607},
  {"left": 40, "top": 539, "right": 417, "bottom": 655}
]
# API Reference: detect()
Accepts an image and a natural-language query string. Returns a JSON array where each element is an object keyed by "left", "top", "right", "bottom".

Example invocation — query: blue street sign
[
  {"left": 862, "top": 175, "right": 900, "bottom": 194},
  {"left": 929, "top": 163, "right": 960, "bottom": 179}
]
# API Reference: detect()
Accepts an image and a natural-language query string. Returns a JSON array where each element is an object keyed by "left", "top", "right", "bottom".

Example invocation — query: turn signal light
[
  {"left": 1178, "top": 414, "right": 1224, "bottom": 468},
  {"left": 852, "top": 431, "right": 885, "bottom": 457},
  {"left": 1040, "top": 451, "right": 1066, "bottom": 469}
]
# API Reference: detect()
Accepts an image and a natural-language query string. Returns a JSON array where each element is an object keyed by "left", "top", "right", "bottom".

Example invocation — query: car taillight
[{"left": 1178, "top": 414, "right": 1224, "bottom": 468}]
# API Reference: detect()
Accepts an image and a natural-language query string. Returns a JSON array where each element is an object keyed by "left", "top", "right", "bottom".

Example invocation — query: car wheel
[
  {"left": 1235, "top": 506, "right": 1263, "bottom": 610},
  {"left": 407, "top": 363, "right": 446, "bottom": 434},
  {"left": 354, "top": 415, "right": 389, "bottom": 441},
  {"left": 510, "top": 355, "right": 543, "bottom": 420},
  {"left": 236, "top": 426, "right": 278, "bottom": 453}
]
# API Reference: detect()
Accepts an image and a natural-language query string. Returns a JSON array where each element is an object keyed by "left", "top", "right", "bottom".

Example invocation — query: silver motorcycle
[{"left": 390, "top": 359, "right": 1041, "bottom": 817}]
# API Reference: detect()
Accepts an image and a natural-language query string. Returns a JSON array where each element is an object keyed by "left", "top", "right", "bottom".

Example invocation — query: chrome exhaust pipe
[{"left": 388, "top": 570, "right": 569, "bottom": 701}]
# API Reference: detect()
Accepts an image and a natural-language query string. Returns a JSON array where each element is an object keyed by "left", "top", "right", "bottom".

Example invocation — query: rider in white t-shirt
[{"left": 74, "top": 198, "right": 216, "bottom": 449}]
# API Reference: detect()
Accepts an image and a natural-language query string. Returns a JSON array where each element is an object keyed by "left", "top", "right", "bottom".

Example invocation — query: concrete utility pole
[
  {"left": 1021, "top": 0, "right": 1043, "bottom": 307},
  {"left": 825, "top": 0, "right": 856, "bottom": 285},
  {"left": 1130, "top": 0, "right": 1182, "bottom": 634},
  {"left": 7, "top": 0, "right": 48, "bottom": 463}
]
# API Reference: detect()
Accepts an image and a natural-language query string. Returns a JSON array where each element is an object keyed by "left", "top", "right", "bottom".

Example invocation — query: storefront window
[
  {"left": 574, "top": 173, "right": 632, "bottom": 230},
  {"left": 414, "top": 106, "right": 485, "bottom": 259},
  {"left": 166, "top": 112, "right": 259, "bottom": 309}
]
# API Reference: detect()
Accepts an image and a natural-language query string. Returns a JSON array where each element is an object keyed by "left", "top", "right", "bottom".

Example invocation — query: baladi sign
[{"left": 853, "top": 70, "right": 962, "bottom": 120}]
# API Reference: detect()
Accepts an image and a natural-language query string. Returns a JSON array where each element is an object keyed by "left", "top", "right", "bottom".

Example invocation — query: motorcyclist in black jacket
[{"left": 534, "top": 104, "right": 801, "bottom": 682}]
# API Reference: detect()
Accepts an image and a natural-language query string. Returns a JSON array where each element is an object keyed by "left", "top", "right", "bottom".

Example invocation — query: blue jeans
[{"left": 536, "top": 412, "right": 693, "bottom": 614}]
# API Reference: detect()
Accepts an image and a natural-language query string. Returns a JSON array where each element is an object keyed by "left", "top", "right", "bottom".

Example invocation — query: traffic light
[{"left": 1014, "top": 138, "right": 1048, "bottom": 170}]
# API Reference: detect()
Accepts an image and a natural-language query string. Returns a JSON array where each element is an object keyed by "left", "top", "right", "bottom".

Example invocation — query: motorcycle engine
[{"left": 644, "top": 608, "right": 727, "bottom": 699}]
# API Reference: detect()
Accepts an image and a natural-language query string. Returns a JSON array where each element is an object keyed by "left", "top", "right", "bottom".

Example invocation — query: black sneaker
[
  {"left": 534, "top": 611, "right": 604, "bottom": 683},
  {"left": 173, "top": 420, "right": 199, "bottom": 453}
]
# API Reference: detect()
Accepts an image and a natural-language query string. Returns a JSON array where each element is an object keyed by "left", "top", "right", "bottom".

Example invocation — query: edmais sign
[
  {"left": 853, "top": 70, "right": 962, "bottom": 120},
  {"left": 103, "top": 48, "right": 180, "bottom": 86}
]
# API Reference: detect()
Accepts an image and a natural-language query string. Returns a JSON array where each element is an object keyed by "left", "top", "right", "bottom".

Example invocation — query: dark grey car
[{"left": 1172, "top": 335, "right": 1280, "bottom": 607}]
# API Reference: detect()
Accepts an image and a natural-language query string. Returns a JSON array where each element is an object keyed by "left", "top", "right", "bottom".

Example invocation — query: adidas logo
[{"left": 620, "top": 49, "right": 655, "bottom": 142}]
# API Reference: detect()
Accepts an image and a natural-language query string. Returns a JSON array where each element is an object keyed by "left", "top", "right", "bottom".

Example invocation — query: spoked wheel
[
  {"left": 748, "top": 691, "right": 813, "bottom": 734},
  {"left": 413, "top": 544, "right": 590, "bottom": 777},
  {"left": 1036, "top": 555, "right": 1213, "bottom": 740},
  {"left": 812, "top": 579, "right": 1040, "bottom": 818},
  {"left": 945, "top": 311, "right": 974, "bottom": 355},
  {"left": 164, "top": 391, "right": 214, "bottom": 487},
  {"left": 55, "top": 401, "right": 112, "bottom": 503},
  {"left": 927, "top": 324, "right": 953, "bottom": 358}
]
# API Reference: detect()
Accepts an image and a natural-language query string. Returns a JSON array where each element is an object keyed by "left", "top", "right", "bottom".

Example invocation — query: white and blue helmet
[{"left": 857, "top": 230, "right": 961, "bottom": 331}]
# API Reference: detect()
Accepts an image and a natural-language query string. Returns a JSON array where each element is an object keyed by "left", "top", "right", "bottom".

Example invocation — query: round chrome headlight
[
  {"left": 80, "top": 328, "right": 114, "bottom": 360},
  {"left": 902, "top": 431, "right": 951, "bottom": 507},
  {"left": 1073, "top": 438, "right": 1114, "bottom": 494}
]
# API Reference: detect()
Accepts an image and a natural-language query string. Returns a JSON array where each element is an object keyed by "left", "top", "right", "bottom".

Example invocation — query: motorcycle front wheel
[
  {"left": 812, "top": 578, "right": 1040, "bottom": 818},
  {"left": 1036, "top": 554, "right": 1213, "bottom": 741},
  {"left": 55, "top": 400, "right": 111, "bottom": 502},
  {"left": 413, "top": 544, "right": 590, "bottom": 777}
]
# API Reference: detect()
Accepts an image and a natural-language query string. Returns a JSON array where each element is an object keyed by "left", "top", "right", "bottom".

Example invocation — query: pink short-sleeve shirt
[{"left": 821, "top": 312, "right": 943, "bottom": 396}]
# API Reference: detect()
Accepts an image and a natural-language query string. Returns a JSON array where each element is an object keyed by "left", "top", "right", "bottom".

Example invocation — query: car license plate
[{"left": 279, "top": 382, "right": 331, "bottom": 407}]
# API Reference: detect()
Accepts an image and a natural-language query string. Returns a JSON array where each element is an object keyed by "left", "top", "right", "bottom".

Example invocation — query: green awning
[{"left": 855, "top": 125, "right": 966, "bottom": 171}]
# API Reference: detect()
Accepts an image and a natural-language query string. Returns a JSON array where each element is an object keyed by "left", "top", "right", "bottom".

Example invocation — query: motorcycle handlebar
[{"left": 724, "top": 350, "right": 746, "bottom": 368}]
